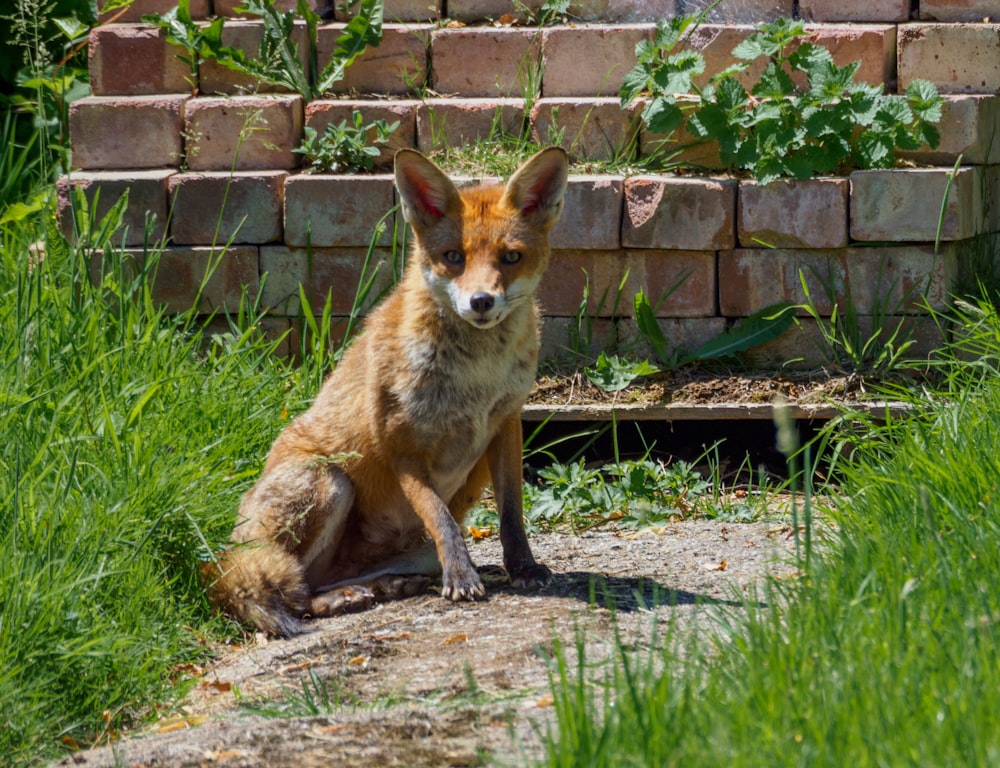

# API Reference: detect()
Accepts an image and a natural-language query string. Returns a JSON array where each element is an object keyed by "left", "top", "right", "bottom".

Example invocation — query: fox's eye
[
  {"left": 443, "top": 250, "right": 464, "bottom": 265},
  {"left": 502, "top": 251, "right": 522, "bottom": 265}
]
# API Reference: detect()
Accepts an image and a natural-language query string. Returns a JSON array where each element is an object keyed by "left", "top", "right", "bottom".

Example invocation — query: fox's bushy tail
[{"left": 204, "top": 543, "right": 310, "bottom": 637}]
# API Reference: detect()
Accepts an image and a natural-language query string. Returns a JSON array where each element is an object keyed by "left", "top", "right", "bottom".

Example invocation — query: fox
[{"left": 206, "top": 146, "right": 569, "bottom": 636}]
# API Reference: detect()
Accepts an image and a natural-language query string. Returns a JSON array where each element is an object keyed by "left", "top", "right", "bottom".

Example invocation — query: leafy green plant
[
  {"left": 520, "top": 456, "right": 728, "bottom": 532},
  {"left": 622, "top": 16, "right": 945, "bottom": 183},
  {"left": 146, "top": 0, "right": 384, "bottom": 101},
  {"left": 2, "top": 0, "right": 93, "bottom": 180},
  {"left": 293, "top": 110, "right": 399, "bottom": 173},
  {"left": 584, "top": 352, "right": 659, "bottom": 392}
]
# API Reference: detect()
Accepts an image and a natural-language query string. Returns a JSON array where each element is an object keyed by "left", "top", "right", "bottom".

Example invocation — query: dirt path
[{"left": 59, "top": 522, "right": 798, "bottom": 768}]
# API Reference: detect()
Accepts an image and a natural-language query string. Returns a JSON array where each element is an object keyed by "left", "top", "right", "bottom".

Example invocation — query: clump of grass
[
  {"left": 537, "top": 321, "right": 1000, "bottom": 766},
  {"left": 0, "top": 189, "right": 332, "bottom": 763}
]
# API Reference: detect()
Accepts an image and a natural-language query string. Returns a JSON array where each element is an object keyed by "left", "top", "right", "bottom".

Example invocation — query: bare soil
[{"left": 59, "top": 523, "right": 799, "bottom": 768}]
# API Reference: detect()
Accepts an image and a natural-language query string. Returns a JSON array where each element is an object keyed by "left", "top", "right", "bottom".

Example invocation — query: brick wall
[{"left": 65, "top": 0, "right": 1000, "bottom": 366}]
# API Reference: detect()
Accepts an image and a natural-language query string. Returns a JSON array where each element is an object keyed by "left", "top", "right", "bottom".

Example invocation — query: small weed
[
  {"left": 293, "top": 110, "right": 399, "bottom": 174},
  {"left": 242, "top": 670, "right": 360, "bottom": 718},
  {"left": 584, "top": 352, "right": 659, "bottom": 392},
  {"left": 796, "top": 258, "right": 924, "bottom": 375}
]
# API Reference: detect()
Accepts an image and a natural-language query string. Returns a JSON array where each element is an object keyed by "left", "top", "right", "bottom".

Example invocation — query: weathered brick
[
  {"left": 381, "top": 0, "right": 443, "bottom": 22},
  {"left": 57, "top": 170, "right": 174, "bottom": 246},
  {"left": 318, "top": 24, "right": 429, "bottom": 95},
  {"left": 737, "top": 318, "right": 833, "bottom": 368},
  {"left": 446, "top": 0, "right": 544, "bottom": 22},
  {"left": 305, "top": 100, "right": 417, "bottom": 169},
  {"left": 539, "top": 316, "right": 618, "bottom": 364},
  {"left": 214, "top": 0, "right": 327, "bottom": 15},
  {"left": 799, "top": 0, "right": 909, "bottom": 22},
  {"left": 850, "top": 167, "right": 985, "bottom": 242},
  {"left": 539, "top": 250, "right": 621, "bottom": 317},
  {"left": 900, "top": 95, "right": 1000, "bottom": 165},
  {"left": 284, "top": 174, "right": 396, "bottom": 247},
  {"left": 94, "top": 246, "right": 260, "bottom": 313},
  {"left": 199, "top": 21, "right": 309, "bottom": 95},
  {"left": 529, "top": 98, "right": 639, "bottom": 162},
  {"left": 168, "top": 171, "right": 286, "bottom": 244},
  {"left": 920, "top": 0, "right": 1000, "bottom": 21},
  {"left": 432, "top": 27, "right": 540, "bottom": 98},
  {"left": 986, "top": 165, "right": 1000, "bottom": 231},
  {"left": 718, "top": 245, "right": 958, "bottom": 317},
  {"left": 184, "top": 95, "right": 303, "bottom": 171},
  {"left": 260, "top": 246, "right": 400, "bottom": 314},
  {"left": 415, "top": 99, "right": 525, "bottom": 153},
  {"left": 70, "top": 95, "right": 187, "bottom": 170},
  {"left": 622, "top": 176, "right": 736, "bottom": 251},
  {"left": 617, "top": 317, "right": 728, "bottom": 361},
  {"left": 569, "top": 0, "right": 793, "bottom": 23},
  {"left": 898, "top": 23, "right": 1000, "bottom": 93},
  {"left": 738, "top": 178, "right": 849, "bottom": 249},
  {"left": 719, "top": 249, "right": 836, "bottom": 317},
  {"left": 98, "top": 0, "right": 210, "bottom": 22},
  {"left": 540, "top": 248, "right": 715, "bottom": 318},
  {"left": 549, "top": 176, "right": 623, "bottom": 251},
  {"left": 88, "top": 24, "right": 192, "bottom": 96},
  {"left": 541, "top": 25, "right": 651, "bottom": 97},
  {"left": 621, "top": 250, "right": 717, "bottom": 317}
]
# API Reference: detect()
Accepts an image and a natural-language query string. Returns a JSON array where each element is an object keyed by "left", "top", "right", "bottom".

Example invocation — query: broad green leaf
[
  {"left": 53, "top": 17, "right": 90, "bottom": 42},
  {"left": 732, "top": 35, "right": 771, "bottom": 61},
  {"left": 634, "top": 290, "right": 670, "bottom": 363},
  {"left": 714, "top": 76, "right": 748, "bottom": 111},
  {"left": 620, "top": 64, "right": 651, "bottom": 106},
  {"left": 316, "top": 0, "right": 384, "bottom": 96},
  {"left": 0, "top": 192, "right": 49, "bottom": 227},
  {"left": 918, "top": 121, "right": 941, "bottom": 149},
  {"left": 643, "top": 98, "right": 684, "bottom": 136},
  {"left": 789, "top": 41, "right": 833, "bottom": 73},
  {"left": 752, "top": 62, "right": 794, "bottom": 100},
  {"left": 684, "top": 303, "right": 795, "bottom": 361}
]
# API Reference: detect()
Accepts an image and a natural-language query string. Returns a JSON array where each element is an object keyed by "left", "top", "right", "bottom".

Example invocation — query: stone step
[
  {"left": 87, "top": 20, "right": 1000, "bottom": 99},
  {"left": 70, "top": 92, "right": 1000, "bottom": 171}
]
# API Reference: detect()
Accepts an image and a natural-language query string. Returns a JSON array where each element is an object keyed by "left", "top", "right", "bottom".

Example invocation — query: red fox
[{"left": 207, "top": 147, "right": 569, "bottom": 636}]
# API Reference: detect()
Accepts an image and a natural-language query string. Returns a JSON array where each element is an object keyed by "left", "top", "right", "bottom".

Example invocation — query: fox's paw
[
  {"left": 441, "top": 566, "right": 486, "bottom": 602},
  {"left": 510, "top": 563, "right": 553, "bottom": 591},
  {"left": 309, "top": 585, "right": 376, "bottom": 617}
]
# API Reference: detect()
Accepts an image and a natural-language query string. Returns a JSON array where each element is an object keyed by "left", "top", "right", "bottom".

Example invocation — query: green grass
[
  {"left": 538, "top": 343, "right": 1000, "bottom": 766},
  {"left": 0, "top": 190, "right": 330, "bottom": 763}
]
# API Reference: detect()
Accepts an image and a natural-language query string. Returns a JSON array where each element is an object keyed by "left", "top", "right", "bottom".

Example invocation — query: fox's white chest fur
[{"left": 396, "top": 300, "right": 538, "bottom": 500}]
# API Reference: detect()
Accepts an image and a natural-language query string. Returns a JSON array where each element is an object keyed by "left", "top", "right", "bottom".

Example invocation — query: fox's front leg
[
  {"left": 488, "top": 414, "right": 552, "bottom": 589},
  {"left": 398, "top": 469, "right": 485, "bottom": 601}
]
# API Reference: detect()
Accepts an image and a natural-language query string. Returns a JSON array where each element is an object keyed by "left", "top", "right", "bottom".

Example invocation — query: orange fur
[{"left": 207, "top": 148, "right": 569, "bottom": 636}]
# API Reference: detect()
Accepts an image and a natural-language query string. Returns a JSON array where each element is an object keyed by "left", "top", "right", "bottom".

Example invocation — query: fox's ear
[
  {"left": 394, "top": 149, "right": 462, "bottom": 230},
  {"left": 503, "top": 147, "right": 569, "bottom": 231}
]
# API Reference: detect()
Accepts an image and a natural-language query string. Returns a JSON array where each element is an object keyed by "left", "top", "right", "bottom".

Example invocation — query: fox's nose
[{"left": 469, "top": 292, "right": 495, "bottom": 314}]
